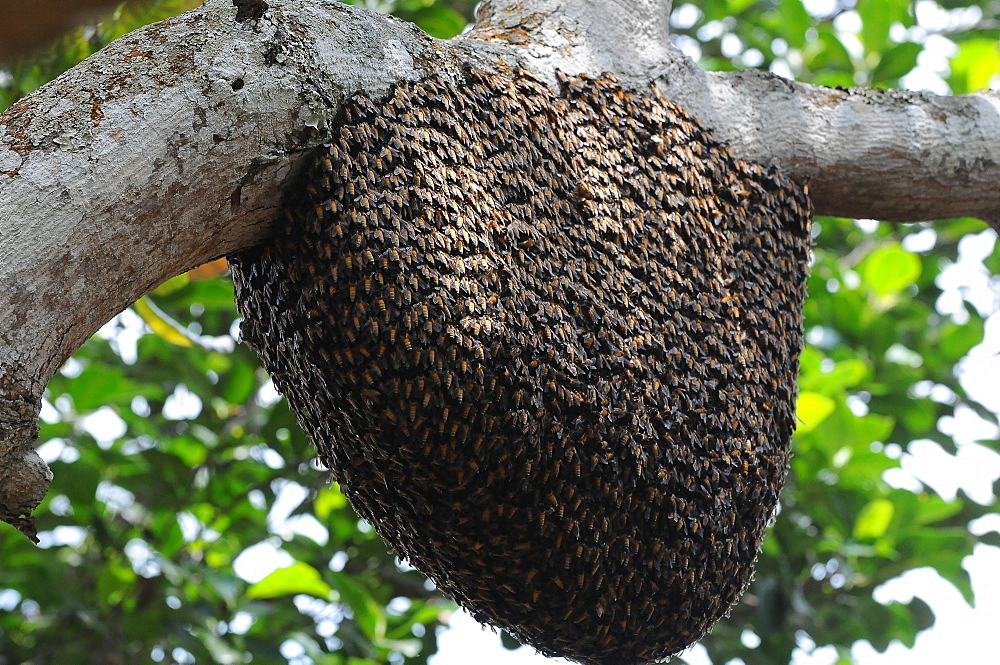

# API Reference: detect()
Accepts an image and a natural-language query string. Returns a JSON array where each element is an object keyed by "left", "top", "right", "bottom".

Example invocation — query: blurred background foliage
[{"left": 2, "top": 1, "right": 1000, "bottom": 664}]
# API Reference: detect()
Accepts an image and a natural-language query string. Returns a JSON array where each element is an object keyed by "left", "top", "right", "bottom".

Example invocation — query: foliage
[{"left": 2, "top": 1, "right": 1000, "bottom": 665}]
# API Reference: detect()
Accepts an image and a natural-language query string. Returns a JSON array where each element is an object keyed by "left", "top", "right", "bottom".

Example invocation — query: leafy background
[{"left": 2, "top": 1, "right": 1000, "bottom": 664}]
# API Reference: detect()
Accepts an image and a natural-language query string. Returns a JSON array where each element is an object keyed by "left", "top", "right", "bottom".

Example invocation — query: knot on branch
[{"left": 0, "top": 393, "right": 51, "bottom": 544}]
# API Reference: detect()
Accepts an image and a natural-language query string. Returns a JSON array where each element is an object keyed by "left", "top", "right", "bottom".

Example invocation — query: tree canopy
[{"left": 1, "top": 1, "right": 999, "bottom": 664}]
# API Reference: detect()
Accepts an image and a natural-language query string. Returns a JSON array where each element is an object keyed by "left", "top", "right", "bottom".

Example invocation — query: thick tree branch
[
  {"left": 0, "top": 0, "right": 455, "bottom": 533},
  {"left": 0, "top": 0, "right": 444, "bottom": 390},
  {"left": 2, "top": 0, "right": 1000, "bottom": 537},
  {"left": 665, "top": 66, "right": 1000, "bottom": 226},
  {"left": 471, "top": 0, "right": 674, "bottom": 77}
]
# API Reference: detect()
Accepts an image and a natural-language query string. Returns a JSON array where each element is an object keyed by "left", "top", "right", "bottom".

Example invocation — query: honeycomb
[{"left": 230, "top": 67, "right": 812, "bottom": 664}]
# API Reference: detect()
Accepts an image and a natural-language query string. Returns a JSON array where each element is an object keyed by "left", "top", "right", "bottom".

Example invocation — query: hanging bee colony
[{"left": 230, "top": 67, "right": 812, "bottom": 665}]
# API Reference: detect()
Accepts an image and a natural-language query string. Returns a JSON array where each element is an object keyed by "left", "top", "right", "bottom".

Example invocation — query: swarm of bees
[{"left": 230, "top": 67, "right": 812, "bottom": 665}]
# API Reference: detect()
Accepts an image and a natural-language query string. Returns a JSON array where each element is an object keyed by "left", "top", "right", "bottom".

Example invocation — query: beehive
[{"left": 230, "top": 67, "right": 812, "bottom": 665}]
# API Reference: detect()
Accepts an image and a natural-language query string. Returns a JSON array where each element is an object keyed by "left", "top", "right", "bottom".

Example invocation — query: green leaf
[
  {"left": 777, "top": 0, "right": 811, "bottom": 49},
  {"left": 937, "top": 320, "right": 985, "bottom": 362},
  {"left": 247, "top": 562, "right": 335, "bottom": 600},
  {"left": 314, "top": 485, "right": 348, "bottom": 521},
  {"left": 860, "top": 243, "right": 921, "bottom": 298},
  {"left": 501, "top": 630, "right": 523, "bottom": 650},
  {"left": 408, "top": 7, "right": 468, "bottom": 38},
  {"left": 857, "top": 0, "right": 911, "bottom": 54},
  {"left": 68, "top": 364, "right": 136, "bottom": 412},
  {"left": 134, "top": 297, "right": 194, "bottom": 347},
  {"left": 796, "top": 392, "right": 836, "bottom": 434},
  {"left": 160, "top": 435, "right": 209, "bottom": 467},
  {"left": 221, "top": 360, "right": 257, "bottom": 404},
  {"left": 948, "top": 38, "right": 1000, "bottom": 93},
  {"left": 799, "top": 357, "right": 868, "bottom": 394},
  {"left": 871, "top": 41, "right": 922, "bottom": 85},
  {"left": 854, "top": 499, "right": 895, "bottom": 541},
  {"left": 330, "top": 574, "right": 388, "bottom": 639},
  {"left": 97, "top": 559, "right": 137, "bottom": 606},
  {"left": 803, "top": 27, "right": 854, "bottom": 75},
  {"left": 726, "top": 0, "right": 759, "bottom": 14},
  {"left": 374, "top": 637, "right": 423, "bottom": 657}
]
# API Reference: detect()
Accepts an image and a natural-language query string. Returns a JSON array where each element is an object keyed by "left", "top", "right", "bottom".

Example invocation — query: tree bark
[{"left": 1, "top": 0, "right": 999, "bottom": 539}]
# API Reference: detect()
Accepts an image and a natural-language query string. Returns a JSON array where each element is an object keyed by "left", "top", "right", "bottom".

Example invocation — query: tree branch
[
  {"left": 470, "top": 0, "right": 674, "bottom": 77},
  {"left": 664, "top": 66, "right": 1000, "bottom": 226},
  {"left": 0, "top": 0, "right": 452, "bottom": 534}
]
